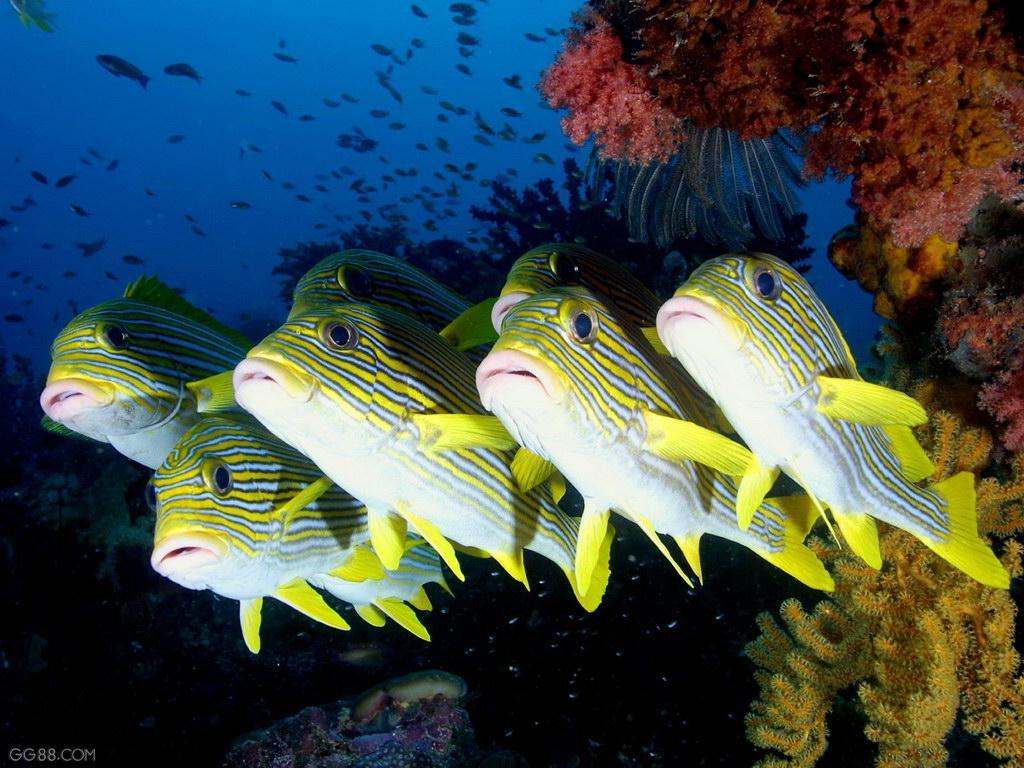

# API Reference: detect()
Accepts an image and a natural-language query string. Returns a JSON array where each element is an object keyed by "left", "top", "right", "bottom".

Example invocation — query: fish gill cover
[{"left": 2, "top": 1, "right": 1023, "bottom": 767}]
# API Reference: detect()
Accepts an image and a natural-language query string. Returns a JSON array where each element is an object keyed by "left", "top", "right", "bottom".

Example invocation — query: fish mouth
[
  {"left": 490, "top": 291, "right": 531, "bottom": 333},
  {"left": 151, "top": 531, "right": 227, "bottom": 581},
  {"left": 656, "top": 293, "right": 743, "bottom": 351},
  {"left": 476, "top": 349, "right": 562, "bottom": 410},
  {"left": 39, "top": 377, "right": 114, "bottom": 421},
  {"left": 234, "top": 357, "right": 315, "bottom": 404}
]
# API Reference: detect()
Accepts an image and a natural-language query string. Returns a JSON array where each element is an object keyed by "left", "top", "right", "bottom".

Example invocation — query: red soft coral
[
  {"left": 979, "top": 369, "right": 1024, "bottom": 452},
  {"left": 540, "top": 18, "right": 684, "bottom": 165}
]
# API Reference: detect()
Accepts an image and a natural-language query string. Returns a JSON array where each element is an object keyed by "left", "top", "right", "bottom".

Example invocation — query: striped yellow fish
[
  {"left": 151, "top": 413, "right": 446, "bottom": 653},
  {"left": 291, "top": 249, "right": 497, "bottom": 351},
  {"left": 657, "top": 252, "right": 1008, "bottom": 588},
  {"left": 39, "top": 276, "right": 250, "bottom": 468},
  {"left": 231, "top": 302, "right": 610, "bottom": 611},
  {"left": 477, "top": 284, "right": 833, "bottom": 594}
]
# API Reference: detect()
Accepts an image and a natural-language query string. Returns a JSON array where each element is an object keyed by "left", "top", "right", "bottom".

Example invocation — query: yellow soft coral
[{"left": 746, "top": 411, "right": 1023, "bottom": 767}]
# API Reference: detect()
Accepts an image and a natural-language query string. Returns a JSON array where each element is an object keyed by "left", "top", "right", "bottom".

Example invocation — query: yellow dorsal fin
[
  {"left": 187, "top": 370, "right": 237, "bottom": 413},
  {"left": 568, "top": 521, "right": 614, "bottom": 612},
  {"left": 640, "top": 325, "right": 671, "bottom": 355},
  {"left": 376, "top": 597, "right": 432, "bottom": 641},
  {"left": 882, "top": 425, "right": 935, "bottom": 482},
  {"left": 438, "top": 297, "right": 499, "bottom": 351},
  {"left": 633, "top": 514, "right": 694, "bottom": 588},
  {"left": 272, "top": 580, "right": 351, "bottom": 630},
  {"left": 816, "top": 376, "right": 928, "bottom": 426},
  {"left": 274, "top": 475, "right": 335, "bottom": 523},
  {"left": 355, "top": 603, "right": 387, "bottom": 627},
  {"left": 920, "top": 472, "right": 1009, "bottom": 588},
  {"left": 511, "top": 448, "right": 556, "bottom": 492},
  {"left": 329, "top": 545, "right": 386, "bottom": 582},
  {"left": 412, "top": 414, "right": 517, "bottom": 451},
  {"left": 239, "top": 598, "right": 263, "bottom": 654},
  {"left": 642, "top": 410, "right": 753, "bottom": 475},
  {"left": 737, "top": 459, "right": 780, "bottom": 530},
  {"left": 550, "top": 472, "right": 567, "bottom": 503},
  {"left": 491, "top": 548, "right": 529, "bottom": 588},
  {"left": 368, "top": 510, "right": 408, "bottom": 570},
  {"left": 673, "top": 535, "right": 703, "bottom": 584},
  {"left": 408, "top": 586, "right": 433, "bottom": 611},
  {"left": 753, "top": 496, "right": 836, "bottom": 591},
  {"left": 574, "top": 505, "right": 611, "bottom": 597},
  {"left": 399, "top": 505, "right": 464, "bottom": 581}
]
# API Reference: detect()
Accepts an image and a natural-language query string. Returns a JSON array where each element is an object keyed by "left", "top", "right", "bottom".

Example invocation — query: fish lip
[
  {"left": 490, "top": 291, "right": 531, "bottom": 333},
  {"left": 39, "top": 377, "right": 114, "bottom": 421},
  {"left": 657, "top": 294, "right": 742, "bottom": 351},
  {"left": 476, "top": 349, "right": 561, "bottom": 409},
  {"left": 151, "top": 531, "right": 228, "bottom": 579},
  {"left": 234, "top": 357, "right": 315, "bottom": 404}
]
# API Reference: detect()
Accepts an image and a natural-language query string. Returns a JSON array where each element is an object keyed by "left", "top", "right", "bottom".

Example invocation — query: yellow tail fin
[
  {"left": 920, "top": 472, "right": 1009, "bottom": 588},
  {"left": 756, "top": 496, "right": 835, "bottom": 591}
]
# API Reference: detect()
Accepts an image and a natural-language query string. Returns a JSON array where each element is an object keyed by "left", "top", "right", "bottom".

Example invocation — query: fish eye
[
  {"left": 202, "top": 460, "right": 232, "bottom": 496},
  {"left": 144, "top": 478, "right": 158, "bottom": 512},
  {"left": 321, "top": 320, "right": 359, "bottom": 350},
  {"left": 749, "top": 266, "right": 782, "bottom": 301},
  {"left": 548, "top": 251, "right": 580, "bottom": 284},
  {"left": 337, "top": 265, "right": 374, "bottom": 298},
  {"left": 569, "top": 310, "right": 597, "bottom": 343},
  {"left": 97, "top": 323, "right": 130, "bottom": 350}
]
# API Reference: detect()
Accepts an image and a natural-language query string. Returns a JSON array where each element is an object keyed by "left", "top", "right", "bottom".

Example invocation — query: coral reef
[
  {"left": 550, "top": 0, "right": 1024, "bottom": 247},
  {"left": 745, "top": 411, "right": 1024, "bottom": 767}
]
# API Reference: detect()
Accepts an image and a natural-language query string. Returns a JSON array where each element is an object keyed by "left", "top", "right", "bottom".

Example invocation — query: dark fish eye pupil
[
  {"left": 213, "top": 465, "right": 230, "bottom": 493},
  {"left": 573, "top": 312, "right": 593, "bottom": 340},
  {"left": 756, "top": 271, "right": 776, "bottom": 298},
  {"left": 106, "top": 326, "right": 127, "bottom": 347},
  {"left": 345, "top": 268, "right": 373, "bottom": 298},
  {"left": 328, "top": 323, "right": 351, "bottom": 347},
  {"left": 553, "top": 254, "right": 579, "bottom": 283}
]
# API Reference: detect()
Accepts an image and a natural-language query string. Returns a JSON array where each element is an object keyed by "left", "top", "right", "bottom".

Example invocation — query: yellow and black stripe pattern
[{"left": 290, "top": 249, "right": 470, "bottom": 331}]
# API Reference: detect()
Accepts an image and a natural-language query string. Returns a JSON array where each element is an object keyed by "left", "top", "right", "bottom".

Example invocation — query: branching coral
[
  {"left": 554, "top": 0, "right": 1024, "bottom": 247},
  {"left": 746, "top": 411, "right": 1024, "bottom": 767}
]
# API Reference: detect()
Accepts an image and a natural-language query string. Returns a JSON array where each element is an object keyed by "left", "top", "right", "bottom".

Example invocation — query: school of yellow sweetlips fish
[{"left": 38, "top": 244, "right": 1010, "bottom": 653}]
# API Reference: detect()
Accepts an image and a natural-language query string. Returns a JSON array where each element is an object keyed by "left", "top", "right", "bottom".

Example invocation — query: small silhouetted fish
[
  {"left": 87, "top": 146, "right": 104, "bottom": 160},
  {"left": 31, "top": 170, "right": 48, "bottom": 184},
  {"left": 474, "top": 135, "right": 493, "bottom": 146},
  {"left": 295, "top": 194, "right": 312, "bottom": 203},
  {"left": 62, "top": 271, "right": 77, "bottom": 278},
  {"left": 323, "top": 97, "right": 341, "bottom": 108},
  {"left": 437, "top": 114, "right": 448, "bottom": 123},
  {"left": 458, "top": 46, "right": 474, "bottom": 58},
  {"left": 106, "top": 158, "right": 119, "bottom": 171},
  {"left": 421, "top": 85, "right": 438, "bottom": 96},
  {"left": 190, "top": 225, "right": 206, "bottom": 237},
  {"left": 525, "top": 32, "right": 546, "bottom": 42},
  {"left": 411, "top": 38, "right": 425, "bottom": 48},
  {"left": 5, "top": 313, "right": 25, "bottom": 323},
  {"left": 76, "top": 238, "right": 107, "bottom": 257},
  {"left": 415, "top": 142, "right": 428, "bottom": 151},
  {"left": 449, "top": 2, "right": 474, "bottom": 13},
  {"left": 457, "top": 32, "right": 478, "bottom": 46},
  {"left": 281, "top": 181, "right": 296, "bottom": 190},
  {"left": 230, "top": 200, "right": 251, "bottom": 209},
  {"left": 144, "top": 187, "right": 156, "bottom": 196},
  {"left": 121, "top": 254, "right": 144, "bottom": 265},
  {"left": 341, "top": 93, "right": 359, "bottom": 103},
  {"left": 96, "top": 55, "right": 151, "bottom": 88},
  {"left": 271, "top": 100, "right": 288, "bottom": 115},
  {"left": 184, "top": 214, "right": 197, "bottom": 223},
  {"left": 261, "top": 169, "right": 274, "bottom": 181},
  {"left": 104, "top": 271, "right": 118, "bottom": 280},
  {"left": 370, "top": 43, "right": 393, "bottom": 56},
  {"left": 411, "top": 4, "right": 427, "bottom": 18},
  {"left": 502, "top": 74, "right": 522, "bottom": 89},
  {"left": 455, "top": 63, "right": 472, "bottom": 76},
  {"left": 69, "top": 204, "right": 90, "bottom": 217},
  {"left": 0, "top": 218, "right": 9, "bottom": 229},
  {"left": 501, "top": 107, "right": 522, "bottom": 117},
  {"left": 298, "top": 114, "right": 316, "bottom": 122},
  {"left": 546, "top": 27, "right": 560, "bottom": 36},
  {"left": 370, "top": 109, "right": 389, "bottom": 118},
  {"left": 55, "top": 174, "right": 77, "bottom": 188},
  {"left": 314, "top": 184, "right": 329, "bottom": 193},
  {"left": 167, "top": 134, "right": 187, "bottom": 144},
  {"left": 164, "top": 63, "right": 202, "bottom": 82},
  {"left": 388, "top": 122, "right": 405, "bottom": 130},
  {"left": 534, "top": 152, "right": 554, "bottom": 164},
  {"left": 235, "top": 88, "right": 252, "bottom": 96},
  {"left": 273, "top": 52, "right": 299, "bottom": 63},
  {"left": 436, "top": 137, "right": 450, "bottom": 152},
  {"left": 79, "top": 157, "right": 93, "bottom": 167},
  {"left": 40, "top": 242, "right": 53, "bottom": 249}
]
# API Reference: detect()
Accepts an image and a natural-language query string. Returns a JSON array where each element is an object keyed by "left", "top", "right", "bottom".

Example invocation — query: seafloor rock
[{"left": 224, "top": 671, "right": 480, "bottom": 768}]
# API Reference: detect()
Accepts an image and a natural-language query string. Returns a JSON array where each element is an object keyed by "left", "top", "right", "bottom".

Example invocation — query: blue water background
[{"left": 0, "top": 0, "right": 876, "bottom": 373}]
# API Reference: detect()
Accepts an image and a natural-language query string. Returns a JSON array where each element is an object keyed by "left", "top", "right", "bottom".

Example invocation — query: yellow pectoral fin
[
  {"left": 272, "top": 580, "right": 351, "bottom": 631},
  {"left": 574, "top": 505, "right": 611, "bottom": 598},
  {"left": 633, "top": 515, "right": 694, "bottom": 588},
  {"left": 550, "top": 472, "right": 567, "bottom": 503},
  {"left": 737, "top": 460, "right": 780, "bottom": 530},
  {"left": 640, "top": 326, "right": 671, "bottom": 356},
  {"left": 491, "top": 548, "right": 529, "bottom": 589},
  {"left": 438, "top": 298, "right": 499, "bottom": 351},
  {"left": 368, "top": 510, "right": 408, "bottom": 570},
  {"left": 882, "top": 425, "right": 935, "bottom": 482},
  {"left": 186, "top": 370, "right": 237, "bottom": 413},
  {"left": 412, "top": 414, "right": 517, "bottom": 451},
  {"left": 511, "top": 447, "right": 556, "bottom": 492},
  {"left": 399, "top": 506, "right": 464, "bottom": 581},
  {"left": 673, "top": 535, "right": 703, "bottom": 585},
  {"left": 375, "top": 597, "right": 432, "bottom": 641},
  {"left": 816, "top": 376, "right": 928, "bottom": 426},
  {"left": 239, "top": 598, "right": 263, "bottom": 654},
  {"left": 355, "top": 603, "right": 387, "bottom": 627},
  {"left": 642, "top": 411, "right": 753, "bottom": 475},
  {"left": 273, "top": 475, "right": 334, "bottom": 522},
  {"left": 329, "top": 545, "right": 386, "bottom": 582}
]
